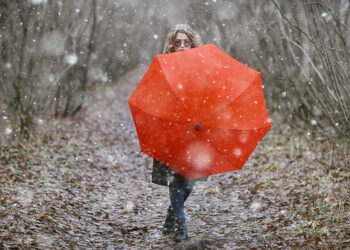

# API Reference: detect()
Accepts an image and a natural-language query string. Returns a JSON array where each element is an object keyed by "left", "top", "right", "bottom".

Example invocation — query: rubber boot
[
  {"left": 162, "top": 206, "right": 175, "bottom": 234},
  {"left": 175, "top": 218, "right": 188, "bottom": 242}
]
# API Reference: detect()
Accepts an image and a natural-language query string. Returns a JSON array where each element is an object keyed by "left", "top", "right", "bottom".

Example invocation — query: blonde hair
[{"left": 162, "top": 24, "right": 202, "bottom": 54}]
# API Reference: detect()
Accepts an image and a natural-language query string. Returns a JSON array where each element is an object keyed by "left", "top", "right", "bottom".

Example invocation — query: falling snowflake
[
  {"left": 36, "top": 234, "right": 53, "bottom": 248},
  {"left": 107, "top": 155, "right": 114, "bottom": 162},
  {"left": 5, "top": 127, "right": 12, "bottom": 135},
  {"left": 233, "top": 148, "right": 242, "bottom": 157},
  {"left": 189, "top": 143, "right": 213, "bottom": 171},
  {"left": 29, "top": 0, "right": 46, "bottom": 5},
  {"left": 64, "top": 54, "right": 78, "bottom": 65},
  {"left": 16, "top": 188, "right": 34, "bottom": 206},
  {"left": 239, "top": 133, "right": 249, "bottom": 143},
  {"left": 125, "top": 201, "right": 135, "bottom": 212},
  {"left": 250, "top": 201, "right": 261, "bottom": 210}
]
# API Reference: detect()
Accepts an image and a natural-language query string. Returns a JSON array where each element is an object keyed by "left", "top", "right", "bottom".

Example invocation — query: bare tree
[
  {"left": 184, "top": 0, "right": 349, "bottom": 139},
  {"left": 271, "top": 0, "right": 350, "bottom": 138},
  {"left": 1, "top": 0, "right": 349, "bottom": 141}
]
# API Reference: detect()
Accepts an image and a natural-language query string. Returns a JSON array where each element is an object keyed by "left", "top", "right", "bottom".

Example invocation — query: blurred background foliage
[{"left": 0, "top": 0, "right": 349, "bottom": 141}]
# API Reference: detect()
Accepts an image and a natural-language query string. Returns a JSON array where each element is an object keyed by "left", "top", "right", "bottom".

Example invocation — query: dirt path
[{"left": 1, "top": 67, "right": 349, "bottom": 249}]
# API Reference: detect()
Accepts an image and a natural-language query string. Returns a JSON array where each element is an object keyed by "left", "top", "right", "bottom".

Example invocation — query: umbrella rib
[
  {"left": 129, "top": 103, "right": 191, "bottom": 125},
  {"left": 158, "top": 59, "right": 194, "bottom": 121},
  {"left": 198, "top": 70, "right": 206, "bottom": 127},
  {"left": 194, "top": 125, "right": 271, "bottom": 172},
  {"left": 208, "top": 140, "right": 240, "bottom": 170},
  {"left": 200, "top": 124, "right": 272, "bottom": 132},
  {"left": 160, "top": 132, "right": 192, "bottom": 150},
  {"left": 199, "top": 73, "right": 261, "bottom": 124},
  {"left": 129, "top": 103, "right": 194, "bottom": 149}
]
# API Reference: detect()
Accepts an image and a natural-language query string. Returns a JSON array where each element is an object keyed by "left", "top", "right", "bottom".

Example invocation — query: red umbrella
[{"left": 128, "top": 43, "right": 272, "bottom": 180}]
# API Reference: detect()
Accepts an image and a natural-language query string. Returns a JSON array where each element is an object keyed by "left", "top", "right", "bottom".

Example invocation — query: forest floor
[{"left": 1, "top": 66, "right": 349, "bottom": 249}]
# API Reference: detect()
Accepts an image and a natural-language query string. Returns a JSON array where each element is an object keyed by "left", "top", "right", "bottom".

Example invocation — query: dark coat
[{"left": 152, "top": 159, "right": 208, "bottom": 186}]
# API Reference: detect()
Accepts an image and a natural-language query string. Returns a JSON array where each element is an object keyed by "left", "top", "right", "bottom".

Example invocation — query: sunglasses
[{"left": 174, "top": 39, "right": 192, "bottom": 47}]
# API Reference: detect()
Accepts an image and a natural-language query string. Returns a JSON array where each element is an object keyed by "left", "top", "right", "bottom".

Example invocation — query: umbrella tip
[{"left": 195, "top": 124, "right": 200, "bottom": 131}]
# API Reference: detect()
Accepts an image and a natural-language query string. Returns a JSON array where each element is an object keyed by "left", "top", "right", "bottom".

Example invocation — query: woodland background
[
  {"left": 0, "top": 0, "right": 349, "bottom": 139},
  {"left": 0, "top": 0, "right": 349, "bottom": 249}
]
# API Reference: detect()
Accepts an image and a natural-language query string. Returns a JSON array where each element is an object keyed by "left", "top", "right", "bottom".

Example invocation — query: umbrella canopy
[{"left": 128, "top": 43, "right": 272, "bottom": 180}]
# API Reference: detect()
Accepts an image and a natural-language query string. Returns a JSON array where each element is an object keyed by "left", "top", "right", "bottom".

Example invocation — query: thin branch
[{"left": 271, "top": 0, "right": 350, "bottom": 53}]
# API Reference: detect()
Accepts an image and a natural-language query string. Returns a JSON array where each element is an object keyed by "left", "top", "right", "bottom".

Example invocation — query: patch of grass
[
  {"left": 61, "top": 170, "right": 71, "bottom": 177},
  {"left": 34, "top": 178, "right": 44, "bottom": 187},
  {"left": 23, "top": 216, "right": 37, "bottom": 224}
]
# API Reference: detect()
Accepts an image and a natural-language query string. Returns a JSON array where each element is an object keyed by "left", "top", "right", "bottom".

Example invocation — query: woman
[{"left": 152, "top": 24, "right": 207, "bottom": 242}]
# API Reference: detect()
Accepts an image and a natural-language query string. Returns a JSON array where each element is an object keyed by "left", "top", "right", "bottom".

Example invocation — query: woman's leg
[
  {"left": 163, "top": 178, "right": 195, "bottom": 234},
  {"left": 169, "top": 178, "right": 195, "bottom": 219},
  {"left": 183, "top": 181, "right": 194, "bottom": 202},
  {"left": 169, "top": 178, "right": 195, "bottom": 241}
]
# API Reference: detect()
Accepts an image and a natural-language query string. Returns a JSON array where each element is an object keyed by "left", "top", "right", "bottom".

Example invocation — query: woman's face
[{"left": 173, "top": 32, "right": 192, "bottom": 52}]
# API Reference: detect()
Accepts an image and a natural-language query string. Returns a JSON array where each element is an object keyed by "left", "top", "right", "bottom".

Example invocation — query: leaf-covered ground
[{"left": 1, "top": 67, "right": 349, "bottom": 249}]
